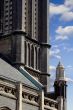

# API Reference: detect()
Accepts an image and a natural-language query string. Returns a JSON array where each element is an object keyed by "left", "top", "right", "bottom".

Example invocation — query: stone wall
[
  {"left": 0, "top": 37, "right": 11, "bottom": 55},
  {"left": 0, "top": 78, "right": 58, "bottom": 110}
]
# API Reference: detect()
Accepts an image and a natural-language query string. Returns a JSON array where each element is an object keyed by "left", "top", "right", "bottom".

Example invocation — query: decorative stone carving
[
  {"left": 44, "top": 100, "right": 49, "bottom": 106},
  {"left": 22, "top": 91, "right": 39, "bottom": 104},
  {"left": 44, "top": 98, "right": 58, "bottom": 109},
  {"left": 0, "top": 85, "right": 5, "bottom": 91},
  {"left": 0, "top": 80, "right": 58, "bottom": 110},
  {"left": 0, "top": 84, "right": 16, "bottom": 97}
]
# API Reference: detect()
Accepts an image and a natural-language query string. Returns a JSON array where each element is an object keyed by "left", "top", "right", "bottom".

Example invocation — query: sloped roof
[{"left": 0, "top": 58, "right": 43, "bottom": 90}]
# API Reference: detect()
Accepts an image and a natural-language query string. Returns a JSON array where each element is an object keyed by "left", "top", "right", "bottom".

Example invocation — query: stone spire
[
  {"left": 56, "top": 61, "right": 65, "bottom": 81},
  {"left": 54, "top": 62, "right": 67, "bottom": 110}
]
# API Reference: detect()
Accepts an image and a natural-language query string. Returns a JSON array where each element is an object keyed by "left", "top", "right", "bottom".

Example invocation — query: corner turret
[
  {"left": 56, "top": 61, "right": 65, "bottom": 81},
  {"left": 54, "top": 62, "right": 67, "bottom": 110}
]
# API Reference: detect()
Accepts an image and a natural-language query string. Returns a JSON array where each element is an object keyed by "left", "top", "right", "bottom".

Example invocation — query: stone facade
[
  {"left": 0, "top": 0, "right": 50, "bottom": 91},
  {"left": 0, "top": 77, "right": 58, "bottom": 110},
  {"left": 0, "top": 0, "right": 67, "bottom": 110}
]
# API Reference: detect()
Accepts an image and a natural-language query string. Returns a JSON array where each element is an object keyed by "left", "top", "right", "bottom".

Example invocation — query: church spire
[
  {"left": 56, "top": 61, "right": 65, "bottom": 81},
  {"left": 54, "top": 62, "right": 67, "bottom": 110}
]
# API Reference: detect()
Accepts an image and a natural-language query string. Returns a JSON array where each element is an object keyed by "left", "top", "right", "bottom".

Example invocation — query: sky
[{"left": 49, "top": 0, "right": 73, "bottom": 110}]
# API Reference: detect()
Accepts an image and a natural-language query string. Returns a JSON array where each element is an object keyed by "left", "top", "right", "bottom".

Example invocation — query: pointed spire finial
[
  {"left": 57, "top": 61, "right": 64, "bottom": 69},
  {"left": 56, "top": 62, "right": 65, "bottom": 81}
]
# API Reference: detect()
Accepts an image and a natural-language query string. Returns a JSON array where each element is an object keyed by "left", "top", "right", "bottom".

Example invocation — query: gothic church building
[{"left": 0, "top": 0, "right": 67, "bottom": 110}]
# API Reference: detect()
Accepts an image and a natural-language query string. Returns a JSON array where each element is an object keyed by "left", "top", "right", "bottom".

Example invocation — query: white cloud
[
  {"left": 50, "top": 49, "right": 61, "bottom": 59},
  {"left": 56, "top": 26, "right": 73, "bottom": 35},
  {"left": 49, "top": 0, "right": 73, "bottom": 21},
  {"left": 64, "top": 47, "right": 73, "bottom": 52},
  {"left": 55, "top": 55, "right": 61, "bottom": 59},
  {"left": 50, "top": 49, "right": 60, "bottom": 56},
  {"left": 52, "top": 45, "right": 58, "bottom": 48},
  {"left": 60, "top": 12, "right": 73, "bottom": 21},
  {"left": 55, "top": 26, "right": 73, "bottom": 40},
  {"left": 67, "top": 65, "right": 73, "bottom": 68},
  {"left": 65, "top": 0, "right": 73, "bottom": 9},
  {"left": 49, "top": 3, "right": 69, "bottom": 16},
  {"left": 55, "top": 35, "right": 68, "bottom": 40},
  {"left": 49, "top": 66, "right": 56, "bottom": 71},
  {"left": 66, "top": 65, "right": 73, "bottom": 70},
  {"left": 68, "top": 48, "right": 73, "bottom": 52}
]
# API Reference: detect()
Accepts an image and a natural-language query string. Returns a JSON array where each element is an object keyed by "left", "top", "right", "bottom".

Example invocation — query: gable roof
[
  {"left": 0, "top": 58, "right": 43, "bottom": 90},
  {"left": 19, "top": 67, "right": 44, "bottom": 90}
]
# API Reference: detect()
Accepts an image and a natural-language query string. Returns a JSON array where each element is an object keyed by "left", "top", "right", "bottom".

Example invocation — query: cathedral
[{"left": 0, "top": 0, "right": 67, "bottom": 110}]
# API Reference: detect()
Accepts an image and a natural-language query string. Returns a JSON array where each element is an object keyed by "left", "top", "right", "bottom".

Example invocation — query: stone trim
[
  {"left": 0, "top": 30, "right": 51, "bottom": 48},
  {"left": 0, "top": 78, "right": 58, "bottom": 110},
  {"left": 44, "top": 97, "right": 58, "bottom": 110},
  {"left": 0, "top": 84, "right": 16, "bottom": 99}
]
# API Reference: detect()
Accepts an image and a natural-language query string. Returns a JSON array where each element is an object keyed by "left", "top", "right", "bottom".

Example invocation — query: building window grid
[
  {"left": 9, "top": 1, "right": 13, "bottom": 30},
  {"left": 24, "top": 0, "right": 27, "bottom": 27},
  {"left": 4, "top": 0, "right": 13, "bottom": 32},
  {"left": 34, "top": 0, "right": 38, "bottom": 39},
  {"left": 3, "top": 0, "right": 39, "bottom": 68},
  {"left": 4, "top": 0, "right": 9, "bottom": 10}
]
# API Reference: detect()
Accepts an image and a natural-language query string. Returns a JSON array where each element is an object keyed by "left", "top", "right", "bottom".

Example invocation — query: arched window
[
  {"left": 35, "top": 47, "right": 37, "bottom": 69},
  {"left": 31, "top": 45, "right": 34, "bottom": 68},
  {"left": 38, "top": 48, "right": 40, "bottom": 71},
  {"left": 25, "top": 41, "right": 27, "bottom": 65},
  {"left": 28, "top": 43, "right": 30, "bottom": 66}
]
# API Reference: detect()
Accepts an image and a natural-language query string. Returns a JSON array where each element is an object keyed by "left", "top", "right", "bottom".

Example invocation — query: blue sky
[{"left": 49, "top": 0, "right": 73, "bottom": 110}]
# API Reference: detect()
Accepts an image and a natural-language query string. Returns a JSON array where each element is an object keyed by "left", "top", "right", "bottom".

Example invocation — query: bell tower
[
  {"left": 54, "top": 62, "right": 67, "bottom": 110},
  {"left": 0, "top": 0, "right": 50, "bottom": 92}
]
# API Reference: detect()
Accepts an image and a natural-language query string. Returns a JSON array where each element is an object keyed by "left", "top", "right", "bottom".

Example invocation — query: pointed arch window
[
  {"left": 31, "top": 45, "right": 34, "bottom": 68},
  {"left": 25, "top": 41, "right": 27, "bottom": 65},
  {"left": 38, "top": 48, "right": 40, "bottom": 71},
  {"left": 35, "top": 47, "right": 37, "bottom": 69},
  {"left": 28, "top": 43, "right": 30, "bottom": 66}
]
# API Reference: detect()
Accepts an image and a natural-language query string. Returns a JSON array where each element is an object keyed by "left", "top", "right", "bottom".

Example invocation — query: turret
[
  {"left": 54, "top": 62, "right": 67, "bottom": 110},
  {"left": 56, "top": 62, "right": 65, "bottom": 81}
]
